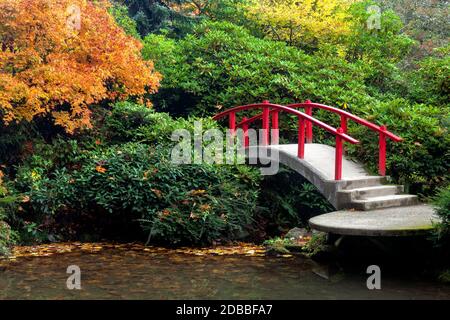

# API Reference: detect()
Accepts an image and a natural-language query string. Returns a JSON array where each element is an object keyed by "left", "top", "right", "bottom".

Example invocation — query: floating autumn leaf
[
  {"left": 95, "top": 165, "right": 107, "bottom": 173},
  {"left": 0, "top": 242, "right": 268, "bottom": 263}
]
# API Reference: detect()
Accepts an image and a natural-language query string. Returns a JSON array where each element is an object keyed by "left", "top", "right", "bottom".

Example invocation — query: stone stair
[
  {"left": 337, "top": 180, "right": 419, "bottom": 211},
  {"left": 251, "top": 144, "right": 420, "bottom": 211}
]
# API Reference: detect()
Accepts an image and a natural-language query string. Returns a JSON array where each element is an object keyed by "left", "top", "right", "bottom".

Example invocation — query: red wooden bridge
[{"left": 213, "top": 101, "right": 419, "bottom": 211}]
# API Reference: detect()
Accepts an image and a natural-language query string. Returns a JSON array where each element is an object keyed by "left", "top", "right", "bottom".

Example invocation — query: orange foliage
[{"left": 0, "top": 0, "right": 161, "bottom": 133}]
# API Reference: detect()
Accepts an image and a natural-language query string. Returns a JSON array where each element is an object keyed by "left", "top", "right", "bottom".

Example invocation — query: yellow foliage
[
  {"left": 245, "top": 0, "right": 357, "bottom": 47},
  {"left": 0, "top": 0, "right": 161, "bottom": 133}
]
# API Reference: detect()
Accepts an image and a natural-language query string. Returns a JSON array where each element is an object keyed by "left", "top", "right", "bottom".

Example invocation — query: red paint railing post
[
  {"left": 262, "top": 101, "right": 270, "bottom": 145},
  {"left": 271, "top": 110, "right": 279, "bottom": 145},
  {"left": 340, "top": 115, "right": 347, "bottom": 133},
  {"left": 229, "top": 111, "right": 236, "bottom": 136},
  {"left": 335, "top": 128, "right": 344, "bottom": 180},
  {"left": 379, "top": 125, "right": 387, "bottom": 176},
  {"left": 305, "top": 100, "right": 313, "bottom": 143},
  {"left": 242, "top": 117, "right": 249, "bottom": 147},
  {"left": 298, "top": 117, "right": 305, "bottom": 159},
  {"left": 340, "top": 115, "right": 347, "bottom": 156}
]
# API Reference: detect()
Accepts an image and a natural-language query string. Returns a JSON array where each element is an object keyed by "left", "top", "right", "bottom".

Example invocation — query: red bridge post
[
  {"left": 335, "top": 128, "right": 344, "bottom": 180},
  {"left": 305, "top": 100, "right": 313, "bottom": 143},
  {"left": 379, "top": 125, "right": 387, "bottom": 176},
  {"left": 298, "top": 117, "right": 305, "bottom": 159},
  {"left": 242, "top": 117, "right": 249, "bottom": 147},
  {"left": 271, "top": 110, "right": 279, "bottom": 145},
  {"left": 229, "top": 111, "right": 236, "bottom": 136},
  {"left": 340, "top": 115, "right": 347, "bottom": 133},
  {"left": 262, "top": 101, "right": 270, "bottom": 145}
]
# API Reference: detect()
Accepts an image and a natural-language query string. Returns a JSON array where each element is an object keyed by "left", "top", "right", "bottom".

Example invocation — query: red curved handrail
[
  {"left": 213, "top": 101, "right": 362, "bottom": 180},
  {"left": 212, "top": 102, "right": 359, "bottom": 144},
  {"left": 235, "top": 101, "right": 402, "bottom": 142},
  {"left": 212, "top": 100, "right": 403, "bottom": 179},
  {"left": 287, "top": 101, "right": 402, "bottom": 142},
  {"left": 221, "top": 100, "right": 403, "bottom": 177}
]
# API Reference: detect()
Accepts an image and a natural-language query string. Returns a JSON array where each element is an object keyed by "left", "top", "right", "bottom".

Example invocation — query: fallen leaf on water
[{"left": 1, "top": 241, "right": 271, "bottom": 262}]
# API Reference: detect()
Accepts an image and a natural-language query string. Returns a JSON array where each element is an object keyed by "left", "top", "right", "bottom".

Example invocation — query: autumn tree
[
  {"left": 245, "top": 0, "right": 357, "bottom": 49},
  {"left": 0, "top": 0, "right": 160, "bottom": 133}
]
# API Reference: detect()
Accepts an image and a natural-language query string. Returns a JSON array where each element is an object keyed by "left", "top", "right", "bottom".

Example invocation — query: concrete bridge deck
[
  {"left": 248, "top": 143, "right": 418, "bottom": 210},
  {"left": 247, "top": 144, "right": 436, "bottom": 237}
]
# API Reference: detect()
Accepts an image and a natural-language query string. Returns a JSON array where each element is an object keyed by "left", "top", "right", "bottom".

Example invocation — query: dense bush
[
  {"left": 404, "top": 46, "right": 450, "bottom": 106},
  {"left": 433, "top": 186, "right": 450, "bottom": 248},
  {"left": 109, "top": 2, "right": 141, "bottom": 38},
  {"left": 344, "top": 1, "right": 414, "bottom": 93},
  {"left": 0, "top": 219, "right": 12, "bottom": 256},
  {"left": 143, "top": 21, "right": 375, "bottom": 116},
  {"left": 101, "top": 101, "right": 218, "bottom": 144},
  {"left": 0, "top": 172, "right": 19, "bottom": 255},
  {"left": 10, "top": 103, "right": 262, "bottom": 245},
  {"left": 16, "top": 143, "right": 260, "bottom": 245},
  {"left": 347, "top": 99, "right": 449, "bottom": 195}
]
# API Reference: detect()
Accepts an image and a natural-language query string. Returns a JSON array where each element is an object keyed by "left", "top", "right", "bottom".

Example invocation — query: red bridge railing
[{"left": 212, "top": 101, "right": 403, "bottom": 180}]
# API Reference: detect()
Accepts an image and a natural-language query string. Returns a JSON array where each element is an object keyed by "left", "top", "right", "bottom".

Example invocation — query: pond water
[{"left": 1, "top": 244, "right": 449, "bottom": 300}]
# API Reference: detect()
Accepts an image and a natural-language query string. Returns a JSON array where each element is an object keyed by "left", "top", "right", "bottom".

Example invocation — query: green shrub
[
  {"left": 0, "top": 220, "right": 12, "bottom": 256},
  {"left": 347, "top": 99, "right": 449, "bottom": 195},
  {"left": 433, "top": 185, "right": 450, "bottom": 247},
  {"left": 143, "top": 20, "right": 375, "bottom": 116},
  {"left": 109, "top": 3, "right": 140, "bottom": 38},
  {"left": 345, "top": 1, "right": 414, "bottom": 94},
  {"left": 15, "top": 142, "right": 260, "bottom": 245},
  {"left": 0, "top": 175, "right": 19, "bottom": 255},
  {"left": 102, "top": 101, "right": 218, "bottom": 145},
  {"left": 405, "top": 45, "right": 450, "bottom": 106},
  {"left": 302, "top": 232, "right": 328, "bottom": 258},
  {"left": 12, "top": 103, "right": 262, "bottom": 245}
]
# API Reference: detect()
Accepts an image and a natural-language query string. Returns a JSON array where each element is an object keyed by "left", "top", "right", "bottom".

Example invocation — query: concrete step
[
  {"left": 351, "top": 194, "right": 419, "bottom": 211},
  {"left": 338, "top": 185, "right": 404, "bottom": 203},
  {"left": 338, "top": 176, "right": 389, "bottom": 190}
]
